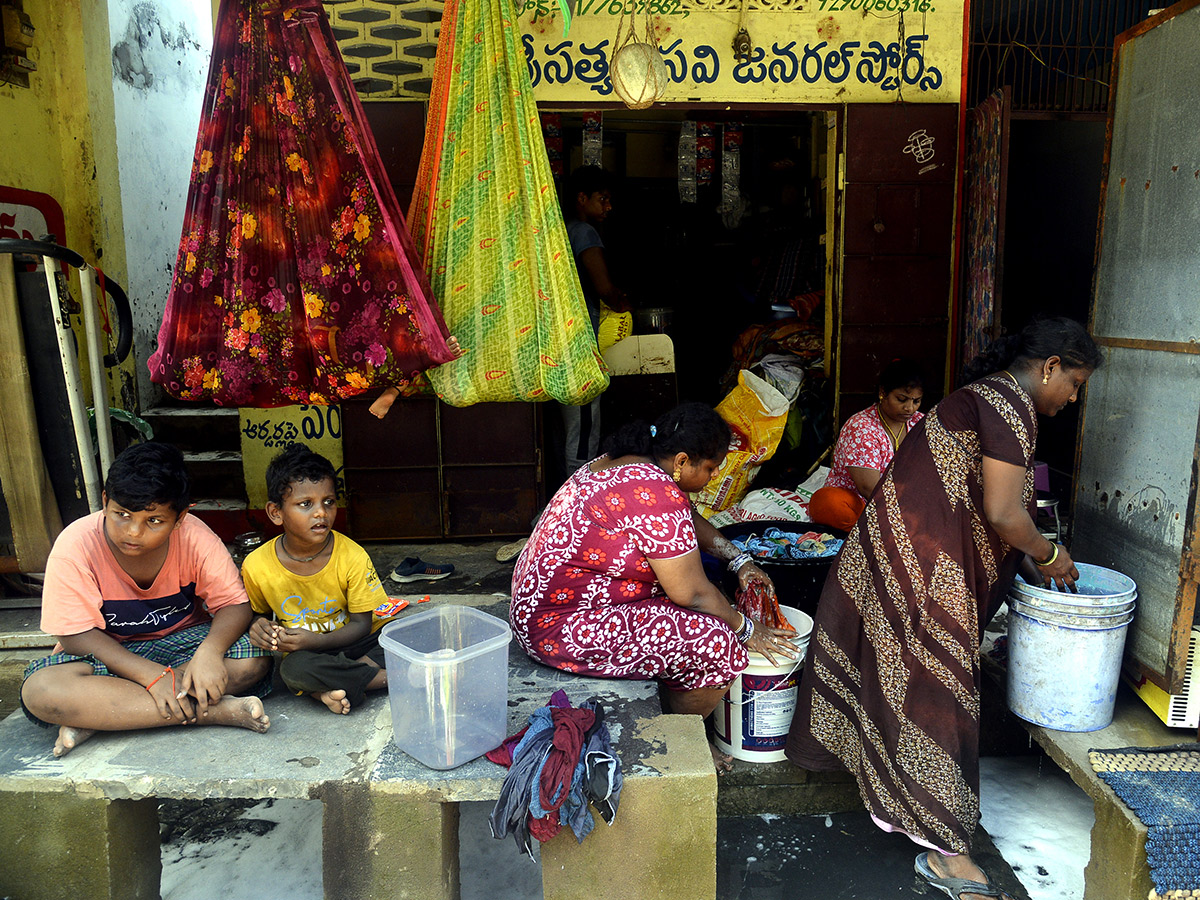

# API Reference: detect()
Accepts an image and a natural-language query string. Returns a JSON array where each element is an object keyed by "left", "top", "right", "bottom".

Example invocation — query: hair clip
[{"left": 649, "top": 425, "right": 657, "bottom": 437}]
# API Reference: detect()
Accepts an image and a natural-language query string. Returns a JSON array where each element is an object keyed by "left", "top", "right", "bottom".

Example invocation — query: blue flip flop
[{"left": 914, "top": 852, "right": 1012, "bottom": 900}]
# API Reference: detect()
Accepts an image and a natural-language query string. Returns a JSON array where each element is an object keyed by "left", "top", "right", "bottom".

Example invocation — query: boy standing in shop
[
  {"left": 243, "top": 443, "right": 390, "bottom": 714},
  {"left": 557, "top": 165, "right": 629, "bottom": 486}
]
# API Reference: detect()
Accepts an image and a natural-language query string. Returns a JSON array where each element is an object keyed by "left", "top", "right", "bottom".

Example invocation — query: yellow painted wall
[
  {"left": 0, "top": 0, "right": 133, "bottom": 405},
  {"left": 0, "top": 0, "right": 125, "bottom": 278}
]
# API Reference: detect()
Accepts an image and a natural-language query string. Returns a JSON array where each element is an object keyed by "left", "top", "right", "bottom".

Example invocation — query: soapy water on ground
[
  {"left": 980, "top": 755, "right": 1094, "bottom": 900},
  {"left": 159, "top": 755, "right": 1094, "bottom": 900}
]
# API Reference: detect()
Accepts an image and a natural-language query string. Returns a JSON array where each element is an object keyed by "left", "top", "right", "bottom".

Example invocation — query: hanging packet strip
[
  {"left": 150, "top": 0, "right": 454, "bottom": 407},
  {"left": 408, "top": 0, "right": 608, "bottom": 406}
]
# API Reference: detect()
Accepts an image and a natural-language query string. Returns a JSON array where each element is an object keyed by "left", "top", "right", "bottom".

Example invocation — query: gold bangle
[{"left": 1035, "top": 543, "right": 1059, "bottom": 567}]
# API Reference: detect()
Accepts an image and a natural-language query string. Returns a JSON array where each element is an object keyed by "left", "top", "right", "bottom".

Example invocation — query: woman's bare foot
[
  {"left": 447, "top": 335, "right": 463, "bottom": 358},
  {"left": 204, "top": 695, "right": 271, "bottom": 733},
  {"left": 709, "top": 741, "right": 734, "bottom": 776},
  {"left": 314, "top": 689, "right": 351, "bottom": 714},
  {"left": 53, "top": 725, "right": 96, "bottom": 758},
  {"left": 369, "top": 387, "right": 399, "bottom": 420},
  {"left": 923, "top": 851, "right": 1011, "bottom": 900}
]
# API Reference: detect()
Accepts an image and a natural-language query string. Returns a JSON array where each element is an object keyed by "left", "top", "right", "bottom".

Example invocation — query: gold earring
[
  {"left": 1042, "top": 373, "right": 1050, "bottom": 385},
  {"left": 673, "top": 469, "right": 682, "bottom": 483}
]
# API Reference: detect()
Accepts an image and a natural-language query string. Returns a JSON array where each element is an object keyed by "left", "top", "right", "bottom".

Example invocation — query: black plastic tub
[{"left": 718, "top": 520, "right": 847, "bottom": 617}]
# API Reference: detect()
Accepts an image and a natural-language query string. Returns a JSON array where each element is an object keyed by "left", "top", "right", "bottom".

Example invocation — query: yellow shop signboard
[{"left": 519, "top": 0, "right": 964, "bottom": 104}]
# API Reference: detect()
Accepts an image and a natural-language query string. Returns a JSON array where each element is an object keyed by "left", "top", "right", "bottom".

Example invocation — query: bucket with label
[{"left": 711, "top": 605, "right": 813, "bottom": 762}]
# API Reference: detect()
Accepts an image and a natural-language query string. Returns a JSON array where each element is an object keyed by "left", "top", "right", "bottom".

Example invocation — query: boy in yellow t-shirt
[{"left": 243, "top": 444, "right": 388, "bottom": 714}]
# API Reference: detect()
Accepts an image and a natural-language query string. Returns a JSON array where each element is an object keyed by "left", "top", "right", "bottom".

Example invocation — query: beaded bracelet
[
  {"left": 727, "top": 552, "right": 754, "bottom": 574},
  {"left": 1035, "top": 543, "right": 1059, "bottom": 568}
]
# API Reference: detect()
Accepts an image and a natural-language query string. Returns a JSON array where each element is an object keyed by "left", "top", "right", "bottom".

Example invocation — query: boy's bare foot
[
  {"left": 205, "top": 695, "right": 271, "bottom": 733},
  {"left": 315, "top": 689, "right": 351, "bottom": 714},
  {"left": 709, "top": 741, "right": 734, "bottom": 776},
  {"left": 368, "top": 387, "right": 399, "bottom": 420},
  {"left": 53, "top": 725, "right": 96, "bottom": 758}
]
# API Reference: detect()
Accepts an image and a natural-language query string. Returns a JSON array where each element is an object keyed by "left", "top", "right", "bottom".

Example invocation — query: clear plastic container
[{"left": 378, "top": 606, "right": 512, "bottom": 769}]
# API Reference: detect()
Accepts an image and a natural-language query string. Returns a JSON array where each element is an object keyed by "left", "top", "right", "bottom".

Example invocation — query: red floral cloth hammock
[{"left": 149, "top": 0, "right": 453, "bottom": 407}]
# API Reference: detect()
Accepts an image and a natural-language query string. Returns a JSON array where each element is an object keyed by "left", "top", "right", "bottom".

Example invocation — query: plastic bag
[
  {"left": 694, "top": 369, "right": 790, "bottom": 515},
  {"left": 597, "top": 307, "right": 633, "bottom": 353},
  {"left": 755, "top": 353, "right": 806, "bottom": 404}
]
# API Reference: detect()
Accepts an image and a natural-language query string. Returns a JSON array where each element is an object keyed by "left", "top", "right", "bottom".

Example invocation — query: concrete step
[
  {"left": 142, "top": 406, "right": 241, "bottom": 452},
  {"left": 0, "top": 606, "right": 52, "bottom": 722},
  {"left": 0, "top": 608, "right": 50, "bottom": 649},
  {"left": 717, "top": 756, "right": 860, "bottom": 816},
  {"left": 182, "top": 450, "right": 246, "bottom": 503}
]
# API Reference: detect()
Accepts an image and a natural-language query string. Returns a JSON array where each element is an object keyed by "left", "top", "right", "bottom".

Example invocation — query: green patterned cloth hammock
[{"left": 408, "top": 0, "right": 608, "bottom": 406}]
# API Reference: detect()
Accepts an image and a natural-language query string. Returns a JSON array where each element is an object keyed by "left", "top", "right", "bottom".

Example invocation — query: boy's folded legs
[
  {"left": 279, "top": 652, "right": 379, "bottom": 711},
  {"left": 20, "top": 627, "right": 275, "bottom": 757},
  {"left": 277, "top": 629, "right": 387, "bottom": 712}
]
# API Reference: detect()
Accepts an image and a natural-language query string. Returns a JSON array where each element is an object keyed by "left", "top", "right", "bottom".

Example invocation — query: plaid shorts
[{"left": 21, "top": 622, "right": 273, "bottom": 727}]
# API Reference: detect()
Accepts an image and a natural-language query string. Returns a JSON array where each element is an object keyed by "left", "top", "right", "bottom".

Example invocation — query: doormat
[{"left": 1089, "top": 743, "right": 1200, "bottom": 900}]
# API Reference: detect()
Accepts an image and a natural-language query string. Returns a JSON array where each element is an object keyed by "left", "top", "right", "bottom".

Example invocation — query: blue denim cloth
[{"left": 542, "top": 698, "right": 624, "bottom": 843}]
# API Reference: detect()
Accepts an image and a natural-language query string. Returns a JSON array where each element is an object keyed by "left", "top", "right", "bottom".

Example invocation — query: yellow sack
[
  {"left": 597, "top": 306, "right": 633, "bottom": 353},
  {"left": 694, "top": 369, "right": 790, "bottom": 516}
]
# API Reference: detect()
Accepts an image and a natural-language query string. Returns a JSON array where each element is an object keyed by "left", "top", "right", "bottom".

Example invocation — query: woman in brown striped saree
[{"left": 785, "top": 318, "right": 1102, "bottom": 900}]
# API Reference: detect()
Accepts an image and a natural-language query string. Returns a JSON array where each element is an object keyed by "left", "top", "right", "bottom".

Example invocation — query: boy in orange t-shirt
[{"left": 20, "top": 443, "right": 273, "bottom": 757}]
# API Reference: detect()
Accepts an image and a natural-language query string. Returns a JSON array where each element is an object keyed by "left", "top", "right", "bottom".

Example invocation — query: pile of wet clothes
[
  {"left": 487, "top": 689, "right": 623, "bottom": 858},
  {"left": 732, "top": 527, "right": 842, "bottom": 560}
]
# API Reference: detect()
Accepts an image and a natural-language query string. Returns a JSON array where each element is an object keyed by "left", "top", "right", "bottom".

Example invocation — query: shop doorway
[{"left": 550, "top": 108, "right": 835, "bottom": 415}]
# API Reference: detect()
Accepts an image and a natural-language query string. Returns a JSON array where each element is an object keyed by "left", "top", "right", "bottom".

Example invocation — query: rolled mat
[{"left": 1089, "top": 743, "right": 1200, "bottom": 899}]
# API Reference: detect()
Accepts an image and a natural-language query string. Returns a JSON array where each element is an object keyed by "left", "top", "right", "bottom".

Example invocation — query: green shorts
[{"left": 21, "top": 622, "right": 273, "bottom": 727}]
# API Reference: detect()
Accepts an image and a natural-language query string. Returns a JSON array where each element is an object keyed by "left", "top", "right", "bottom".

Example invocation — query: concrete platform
[
  {"left": 0, "top": 600, "right": 718, "bottom": 900},
  {"left": 979, "top": 634, "right": 1192, "bottom": 900}
]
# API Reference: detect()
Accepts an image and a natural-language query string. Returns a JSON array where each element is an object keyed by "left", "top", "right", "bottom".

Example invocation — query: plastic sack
[
  {"left": 694, "top": 369, "right": 790, "bottom": 516},
  {"left": 755, "top": 353, "right": 806, "bottom": 404},
  {"left": 707, "top": 487, "right": 810, "bottom": 529},
  {"left": 597, "top": 307, "right": 633, "bottom": 353}
]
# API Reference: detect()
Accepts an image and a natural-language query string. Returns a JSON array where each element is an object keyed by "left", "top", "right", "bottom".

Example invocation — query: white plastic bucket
[
  {"left": 1009, "top": 562, "right": 1136, "bottom": 609},
  {"left": 712, "top": 605, "right": 813, "bottom": 762},
  {"left": 1006, "top": 604, "right": 1132, "bottom": 732}
]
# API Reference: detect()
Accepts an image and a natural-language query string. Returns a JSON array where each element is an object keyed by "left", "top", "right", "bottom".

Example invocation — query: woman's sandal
[{"left": 914, "top": 852, "right": 1012, "bottom": 900}]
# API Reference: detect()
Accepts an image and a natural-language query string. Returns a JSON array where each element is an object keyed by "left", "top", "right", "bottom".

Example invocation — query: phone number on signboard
[
  {"left": 818, "top": 0, "right": 936, "bottom": 11},
  {"left": 520, "top": 0, "right": 935, "bottom": 18}
]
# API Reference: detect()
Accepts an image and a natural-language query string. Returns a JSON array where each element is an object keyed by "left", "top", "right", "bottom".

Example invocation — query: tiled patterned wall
[
  {"left": 325, "top": 0, "right": 443, "bottom": 99},
  {"left": 325, "top": 0, "right": 813, "bottom": 100}
]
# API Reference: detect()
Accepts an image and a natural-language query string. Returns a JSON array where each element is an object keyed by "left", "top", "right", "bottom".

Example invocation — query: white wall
[{"left": 108, "top": 0, "right": 211, "bottom": 406}]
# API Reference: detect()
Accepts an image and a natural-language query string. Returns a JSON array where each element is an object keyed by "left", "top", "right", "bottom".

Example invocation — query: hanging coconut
[
  {"left": 611, "top": 42, "right": 669, "bottom": 110},
  {"left": 610, "top": 11, "right": 669, "bottom": 110}
]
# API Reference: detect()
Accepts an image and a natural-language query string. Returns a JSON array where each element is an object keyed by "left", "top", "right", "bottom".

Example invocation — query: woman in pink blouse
[
  {"left": 511, "top": 403, "right": 798, "bottom": 772},
  {"left": 809, "top": 359, "right": 925, "bottom": 531}
]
